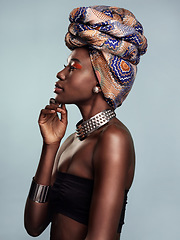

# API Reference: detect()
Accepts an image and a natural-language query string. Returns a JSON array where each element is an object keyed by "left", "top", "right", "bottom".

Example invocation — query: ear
[
  {"left": 95, "top": 70, "right": 102, "bottom": 84},
  {"left": 97, "top": 86, "right": 102, "bottom": 93}
]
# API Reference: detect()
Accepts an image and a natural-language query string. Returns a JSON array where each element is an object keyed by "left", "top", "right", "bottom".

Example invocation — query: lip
[{"left": 54, "top": 83, "right": 64, "bottom": 93}]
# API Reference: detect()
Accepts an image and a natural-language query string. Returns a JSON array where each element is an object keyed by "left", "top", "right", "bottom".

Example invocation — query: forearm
[
  {"left": 24, "top": 199, "right": 50, "bottom": 237},
  {"left": 34, "top": 142, "right": 60, "bottom": 184},
  {"left": 24, "top": 142, "right": 60, "bottom": 236}
]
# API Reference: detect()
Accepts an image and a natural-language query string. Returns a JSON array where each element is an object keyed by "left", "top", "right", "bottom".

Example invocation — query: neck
[
  {"left": 76, "top": 95, "right": 113, "bottom": 121},
  {"left": 76, "top": 109, "right": 116, "bottom": 141}
]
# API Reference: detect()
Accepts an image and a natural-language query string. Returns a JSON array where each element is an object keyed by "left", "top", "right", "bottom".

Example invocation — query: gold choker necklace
[{"left": 76, "top": 109, "right": 116, "bottom": 141}]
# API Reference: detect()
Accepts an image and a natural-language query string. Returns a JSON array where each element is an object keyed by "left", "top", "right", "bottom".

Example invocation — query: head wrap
[{"left": 65, "top": 6, "right": 147, "bottom": 109}]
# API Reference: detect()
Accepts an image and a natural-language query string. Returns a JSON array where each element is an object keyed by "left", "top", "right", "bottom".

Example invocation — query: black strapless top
[{"left": 49, "top": 171, "right": 128, "bottom": 233}]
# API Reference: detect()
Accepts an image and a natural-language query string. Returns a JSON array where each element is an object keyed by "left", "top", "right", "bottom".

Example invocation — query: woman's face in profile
[{"left": 54, "top": 47, "right": 98, "bottom": 105}]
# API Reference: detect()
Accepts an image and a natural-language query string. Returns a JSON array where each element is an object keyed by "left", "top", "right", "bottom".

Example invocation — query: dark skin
[{"left": 24, "top": 47, "right": 135, "bottom": 240}]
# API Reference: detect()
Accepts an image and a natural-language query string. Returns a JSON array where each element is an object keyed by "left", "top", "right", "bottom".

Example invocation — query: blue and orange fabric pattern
[{"left": 65, "top": 6, "right": 148, "bottom": 109}]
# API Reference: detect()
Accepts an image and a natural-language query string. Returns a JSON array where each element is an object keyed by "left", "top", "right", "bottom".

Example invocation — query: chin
[{"left": 54, "top": 96, "right": 63, "bottom": 104}]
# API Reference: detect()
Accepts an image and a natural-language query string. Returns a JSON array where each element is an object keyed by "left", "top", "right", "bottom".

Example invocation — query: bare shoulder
[
  {"left": 93, "top": 118, "right": 135, "bottom": 170},
  {"left": 99, "top": 118, "right": 134, "bottom": 149}
]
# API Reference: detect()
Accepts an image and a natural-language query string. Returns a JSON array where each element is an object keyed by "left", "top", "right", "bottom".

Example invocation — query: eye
[
  {"left": 69, "top": 65, "right": 76, "bottom": 71},
  {"left": 64, "top": 64, "right": 76, "bottom": 71},
  {"left": 64, "top": 62, "right": 82, "bottom": 72}
]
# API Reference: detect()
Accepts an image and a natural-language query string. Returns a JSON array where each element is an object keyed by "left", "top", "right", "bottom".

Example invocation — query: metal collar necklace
[{"left": 76, "top": 109, "right": 116, "bottom": 141}]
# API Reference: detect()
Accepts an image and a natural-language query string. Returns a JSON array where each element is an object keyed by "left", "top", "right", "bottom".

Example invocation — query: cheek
[{"left": 71, "top": 71, "right": 96, "bottom": 93}]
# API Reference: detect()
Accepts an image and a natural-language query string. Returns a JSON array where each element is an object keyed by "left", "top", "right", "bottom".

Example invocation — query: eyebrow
[{"left": 67, "top": 57, "right": 81, "bottom": 64}]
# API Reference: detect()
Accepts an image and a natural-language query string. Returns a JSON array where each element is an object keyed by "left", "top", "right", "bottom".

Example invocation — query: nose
[{"left": 56, "top": 69, "right": 66, "bottom": 81}]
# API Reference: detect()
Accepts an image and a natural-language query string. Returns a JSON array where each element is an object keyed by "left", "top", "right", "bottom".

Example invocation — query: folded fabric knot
[{"left": 65, "top": 6, "right": 148, "bottom": 109}]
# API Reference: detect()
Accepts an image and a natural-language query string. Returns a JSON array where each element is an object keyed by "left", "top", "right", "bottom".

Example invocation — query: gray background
[{"left": 0, "top": 0, "right": 179, "bottom": 239}]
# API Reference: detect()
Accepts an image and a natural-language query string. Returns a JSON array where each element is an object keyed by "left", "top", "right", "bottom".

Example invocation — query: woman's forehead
[{"left": 68, "top": 47, "right": 90, "bottom": 61}]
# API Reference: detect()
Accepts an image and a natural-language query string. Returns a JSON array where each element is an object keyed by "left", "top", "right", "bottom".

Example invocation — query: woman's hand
[{"left": 38, "top": 99, "right": 68, "bottom": 145}]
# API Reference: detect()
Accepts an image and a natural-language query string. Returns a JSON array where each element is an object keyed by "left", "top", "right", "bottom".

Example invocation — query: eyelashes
[{"left": 64, "top": 64, "right": 76, "bottom": 71}]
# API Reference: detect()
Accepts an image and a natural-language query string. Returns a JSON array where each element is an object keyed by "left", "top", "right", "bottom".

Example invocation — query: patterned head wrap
[{"left": 65, "top": 6, "right": 147, "bottom": 109}]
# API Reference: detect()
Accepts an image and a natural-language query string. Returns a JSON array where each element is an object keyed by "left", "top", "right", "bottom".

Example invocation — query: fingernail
[{"left": 49, "top": 98, "right": 56, "bottom": 104}]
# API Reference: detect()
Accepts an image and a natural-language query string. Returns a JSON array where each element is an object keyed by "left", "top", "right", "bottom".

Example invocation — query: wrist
[
  {"left": 43, "top": 141, "right": 60, "bottom": 149},
  {"left": 28, "top": 177, "right": 50, "bottom": 203}
]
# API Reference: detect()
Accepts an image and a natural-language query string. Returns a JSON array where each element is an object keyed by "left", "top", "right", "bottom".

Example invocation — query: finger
[
  {"left": 49, "top": 98, "right": 56, "bottom": 104},
  {"left": 61, "top": 103, "right": 66, "bottom": 111},
  {"left": 59, "top": 104, "right": 68, "bottom": 124},
  {"left": 49, "top": 98, "right": 60, "bottom": 107},
  {"left": 38, "top": 109, "right": 57, "bottom": 124},
  {"left": 45, "top": 105, "right": 59, "bottom": 110},
  {"left": 40, "top": 109, "right": 56, "bottom": 115},
  {"left": 56, "top": 107, "right": 66, "bottom": 115}
]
